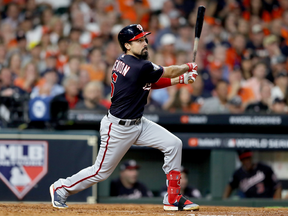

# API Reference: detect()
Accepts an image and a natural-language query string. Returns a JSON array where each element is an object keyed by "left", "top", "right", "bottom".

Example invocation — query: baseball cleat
[
  {"left": 163, "top": 194, "right": 199, "bottom": 211},
  {"left": 49, "top": 184, "right": 68, "bottom": 209}
]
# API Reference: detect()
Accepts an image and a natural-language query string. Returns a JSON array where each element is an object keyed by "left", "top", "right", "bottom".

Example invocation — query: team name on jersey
[
  {"left": 113, "top": 60, "right": 130, "bottom": 76},
  {"left": 239, "top": 171, "right": 265, "bottom": 192}
]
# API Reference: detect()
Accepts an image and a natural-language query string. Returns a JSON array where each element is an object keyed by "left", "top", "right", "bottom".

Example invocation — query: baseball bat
[{"left": 192, "top": 6, "right": 206, "bottom": 62}]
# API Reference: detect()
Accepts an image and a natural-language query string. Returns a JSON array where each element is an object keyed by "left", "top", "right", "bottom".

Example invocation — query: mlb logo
[
  {"left": 227, "top": 139, "right": 236, "bottom": 148},
  {"left": 0, "top": 141, "right": 48, "bottom": 199}
]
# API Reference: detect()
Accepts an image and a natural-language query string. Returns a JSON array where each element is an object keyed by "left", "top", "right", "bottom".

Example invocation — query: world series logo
[{"left": 0, "top": 141, "right": 48, "bottom": 199}]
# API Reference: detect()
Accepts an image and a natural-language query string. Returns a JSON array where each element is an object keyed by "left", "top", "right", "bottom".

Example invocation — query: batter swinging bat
[{"left": 192, "top": 6, "right": 206, "bottom": 62}]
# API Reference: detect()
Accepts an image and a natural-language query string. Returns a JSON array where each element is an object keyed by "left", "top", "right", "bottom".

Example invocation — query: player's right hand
[
  {"left": 187, "top": 71, "right": 198, "bottom": 83},
  {"left": 180, "top": 70, "right": 198, "bottom": 84},
  {"left": 180, "top": 63, "right": 198, "bottom": 84}
]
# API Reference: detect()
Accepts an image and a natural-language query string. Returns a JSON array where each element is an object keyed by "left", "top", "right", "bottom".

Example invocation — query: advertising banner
[
  {"left": 174, "top": 133, "right": 288, "bottom": 150},
  {"left": 0, "top": 131, "right": 98, "bottom": 202},
  {"left": 0, "top": 141, "right": 48, "bottom": 199}
]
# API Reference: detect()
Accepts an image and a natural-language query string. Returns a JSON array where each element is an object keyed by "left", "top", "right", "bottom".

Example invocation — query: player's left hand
[{"left": 186, "top": 62, "right": 198, "bottom": 72}]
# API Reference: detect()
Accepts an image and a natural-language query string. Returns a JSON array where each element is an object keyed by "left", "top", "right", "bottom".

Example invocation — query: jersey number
[{"left": 111, "top": 72, "right": 118, "bottom": 98}]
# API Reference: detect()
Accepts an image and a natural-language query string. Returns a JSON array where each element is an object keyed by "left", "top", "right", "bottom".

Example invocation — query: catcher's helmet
[{"left": 118, "top": 24, "right": 151, "bottom": 52}]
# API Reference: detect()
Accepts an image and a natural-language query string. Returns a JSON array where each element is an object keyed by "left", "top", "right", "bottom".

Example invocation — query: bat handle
[{"left": 193, "top": 37, "right": 199, "bottom": 62}]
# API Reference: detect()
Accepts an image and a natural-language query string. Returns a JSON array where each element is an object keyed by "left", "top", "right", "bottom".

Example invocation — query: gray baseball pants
[{"left": 53, "top": 112, "right": 182, "bottom": 200}]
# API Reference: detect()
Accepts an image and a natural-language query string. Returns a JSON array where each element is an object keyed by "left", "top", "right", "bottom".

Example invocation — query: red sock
[{"left": 166, "top": 170, "right": 181, "bottom": 204}]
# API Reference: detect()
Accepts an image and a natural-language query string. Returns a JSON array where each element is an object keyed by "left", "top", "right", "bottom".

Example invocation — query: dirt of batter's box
[{"left": 0, "top": 203, "right": 288, "bottom": 216}]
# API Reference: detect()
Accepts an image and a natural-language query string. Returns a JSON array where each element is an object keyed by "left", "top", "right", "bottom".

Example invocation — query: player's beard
[{"left": 134, "top": 48, "right": 149, "bottom": 60}]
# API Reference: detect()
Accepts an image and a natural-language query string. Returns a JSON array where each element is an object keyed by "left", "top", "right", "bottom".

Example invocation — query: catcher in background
[{"left": 222, "top": 150, "right": 282, "bottom": 199}]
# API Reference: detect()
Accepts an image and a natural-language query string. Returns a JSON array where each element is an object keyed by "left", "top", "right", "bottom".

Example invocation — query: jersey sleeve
[{"left": 141, "top": 62, "right": 164, "bottom": 83}]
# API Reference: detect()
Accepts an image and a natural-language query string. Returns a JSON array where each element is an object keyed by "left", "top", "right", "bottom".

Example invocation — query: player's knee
[
  {"left": 101, "top": 175, "right": 109, "bottom": 181},
  {"left": 97, "top": 172, "right": 110, "bottom": 181},
  {"left": 163, "top": 136, "right": 182, "bottom": 153},
  {"left": 174, "top": 137, "right": 182, "bottom": 150}
]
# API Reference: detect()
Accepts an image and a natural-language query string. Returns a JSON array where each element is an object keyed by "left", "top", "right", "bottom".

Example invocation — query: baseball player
[
  {"left": 223, "top": 150, "right": 282, "bottom": 199},
  {"left": 50, "top": 24, "right": 199, "bottom": 211},
  {"left": 110, "top": 159, "right": 153, "bottom": 198}
]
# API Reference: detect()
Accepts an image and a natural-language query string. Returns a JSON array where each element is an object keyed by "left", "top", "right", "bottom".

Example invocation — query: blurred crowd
[{"left": 1, "top": 0, "right": 288, "bottom": 120}]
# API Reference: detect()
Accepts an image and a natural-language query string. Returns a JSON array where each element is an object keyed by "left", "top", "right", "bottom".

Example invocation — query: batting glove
[
  {"left": 179, "top": 71, "right": 198, "bottom": 84},
  {"left": 189, "top": 70, "right": 198, "bottom": 83},
  {"left": 179, "top": 73, "right": 188, "bottom": 84},
  {"left": 186, "top": 62, "right": 198, "bottom": 72}
]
